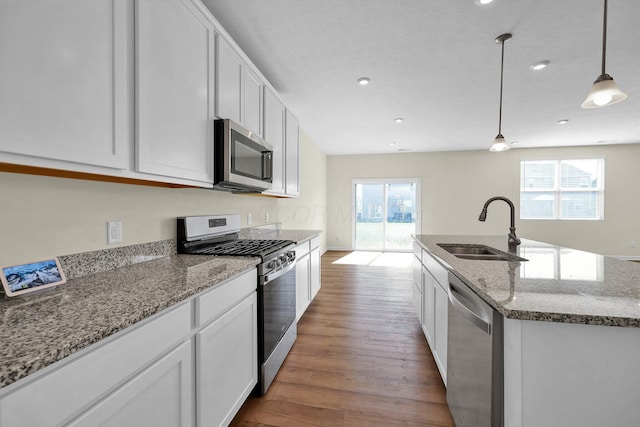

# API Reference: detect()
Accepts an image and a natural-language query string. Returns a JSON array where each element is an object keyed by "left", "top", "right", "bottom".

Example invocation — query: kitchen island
[{"left": 414, "top": 235, "right": 640, "bottom": 427}]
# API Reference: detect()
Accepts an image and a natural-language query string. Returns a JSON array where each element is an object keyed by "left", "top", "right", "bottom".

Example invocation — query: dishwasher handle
[{"left": 449, "top": 280, "right": 492, "bottom": 334}]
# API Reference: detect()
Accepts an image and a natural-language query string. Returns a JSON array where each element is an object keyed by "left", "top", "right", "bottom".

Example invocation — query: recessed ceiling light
[
  {"left": 477, "top": 0, "right": 495, "bottom": 4},
  {"left": 556, "top": 119, "right": 569, "bottom": 125},
  {"left": 388, "top": 141, "right": 396, "bottom": 146},
  {"left": 511, "top": 141, "right": 519, "bottom": 145},
  {"left": 394, "top": 118, "right": 404, "bottom": 123},
  {"left": 398, "top": 148, "right": 411, "bottom": 152},
  {"left": 357, "top": 77, "right": 371, "bottom": 86},
  {"left": 529, "top": 60, "right": 550, "bottom": 71}
]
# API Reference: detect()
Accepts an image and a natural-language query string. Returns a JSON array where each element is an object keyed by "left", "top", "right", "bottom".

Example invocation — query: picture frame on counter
[{"left": 0, "top": 257, "right": 66, "bottom": 297}]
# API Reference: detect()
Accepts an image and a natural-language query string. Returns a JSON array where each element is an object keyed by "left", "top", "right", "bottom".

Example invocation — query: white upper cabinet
[
  {"left": 263, "top": 87, "right": 285, "bottom": 195},
  {"left": 243, "top": 68, "right": 264, "bottom": 137},
  {"left": 216, "top": 35, "right": 263, "bottom": 137},
  {"left": 135, "top": 0, "right": 215, "bottom": 184},
  {"left": 285, "top": 109, "right": 300, "bottom": 197},
  {"left": 216, "top": 35, "right": 243, "bottom": 124},
  {"left": 0, "top": 0, "right": 131, "bottom": 169}
]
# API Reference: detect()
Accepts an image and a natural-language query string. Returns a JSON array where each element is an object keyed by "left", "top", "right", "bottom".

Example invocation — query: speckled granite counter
[
  {"left": 0, "top": 254, "right": 259, "bottom": 389},
  {"left": 414, "top": 235, "right": 640, "bottom": 327}
]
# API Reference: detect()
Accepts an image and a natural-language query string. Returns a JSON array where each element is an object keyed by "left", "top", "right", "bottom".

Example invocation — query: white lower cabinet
[
  {"left": 412, "top": 246, "right": 448, "bottom": 385},
  {"left": 68, "top": 342, "right": 193, "bottom": 427},
  {"left": 197, "top": 292, "right": 258, "bottom": 427},
  {"left": 295, "top": 236, "right": 322, "bottom": 320},
  {"left": 309, "top": 237, "right": 321, "bottom": 299},
  {"left": 421, "top": 267, "right": 435, "bottom": 346},
  {"left": 296, "top": 251, "right": 311, "bottom": 320},
  {"left": 433, "top": 280, "right": 448, "bottom": 384},
  {"left": 0, "top": 268, "right": 258, "bottom": 427}
]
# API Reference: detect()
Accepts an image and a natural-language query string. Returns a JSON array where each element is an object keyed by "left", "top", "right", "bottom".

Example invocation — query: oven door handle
[{"left": 263, "top": 260, "right": 296, "bottom": 284}]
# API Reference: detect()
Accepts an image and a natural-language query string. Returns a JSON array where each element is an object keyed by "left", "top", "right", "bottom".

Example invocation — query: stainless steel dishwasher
[{"left": 446, "top": 272, "right": 503, "bottom": 427}]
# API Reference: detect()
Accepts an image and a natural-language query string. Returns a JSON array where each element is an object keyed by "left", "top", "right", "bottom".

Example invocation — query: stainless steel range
[{"left": 177, "top": 214, "right": 297, "bottom": 395}]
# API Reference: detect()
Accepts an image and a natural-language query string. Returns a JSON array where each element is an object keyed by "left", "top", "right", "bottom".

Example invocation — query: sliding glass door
[{"left": 353, "top": 179, "right": 420, "bottom": 251}]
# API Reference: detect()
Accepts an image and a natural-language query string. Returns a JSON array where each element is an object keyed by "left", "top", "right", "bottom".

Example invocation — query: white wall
[
  {"left": 0, "top": 130, "right": 327, "bottom": 266},
  {"left": 327, "top": 144, "right": 640, "bottom": 257}
]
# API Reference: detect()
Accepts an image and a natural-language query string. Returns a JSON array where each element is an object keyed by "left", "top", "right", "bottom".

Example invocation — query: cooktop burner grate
[{"left": 192, "top": 239, "right": 293, "bottom": 257}]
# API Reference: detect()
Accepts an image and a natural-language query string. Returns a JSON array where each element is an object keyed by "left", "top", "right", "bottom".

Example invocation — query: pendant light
[
  {"left": 581, "top": 0, "right": 627, "bottom": 108},
  {"left": 490, "top": 33, "right": 512, "bottom": 152}
]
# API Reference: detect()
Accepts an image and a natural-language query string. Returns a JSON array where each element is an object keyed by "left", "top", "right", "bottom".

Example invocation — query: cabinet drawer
[
  {"left": 196, "top": 268, "right": 257, "bottom": 327},
  {"left": 422, "top": 249, "right": 448, "bottom": 288},
  {"left": 413, "top": 241, "right": 422, "bottom": 263},
  {"left": 295, "top": 241, "right": 310, "bottom": 259},
  {"left": 310, "top": 236, "right": 321, "bottom": 251},
  {"left": 0, "top": 303, "right": 191, "bottom": 427}
]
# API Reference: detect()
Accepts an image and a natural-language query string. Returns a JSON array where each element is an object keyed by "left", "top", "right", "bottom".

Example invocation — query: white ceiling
[{"left": 201, "top": 0, "right": 640, "bottom": 155}]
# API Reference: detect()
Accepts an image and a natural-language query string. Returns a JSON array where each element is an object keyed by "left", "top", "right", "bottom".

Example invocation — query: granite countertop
[
  {"left": 414, "top": 235, "right": 640, "bottom": 327},
  {"left": 0, "top": 254, "right": 259, "bottom": 389}
]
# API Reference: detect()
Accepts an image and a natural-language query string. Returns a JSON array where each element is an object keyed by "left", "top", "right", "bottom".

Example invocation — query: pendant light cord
[
  {"left": 498, "top": 39, "right": 505, "bottom": 136},
  {"left": 601, "top": 0, "right": 608, "bottom": 75}
]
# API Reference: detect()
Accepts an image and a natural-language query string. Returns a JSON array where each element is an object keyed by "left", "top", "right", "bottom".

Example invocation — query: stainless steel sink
[{"left": 437, "top": 243, "right": 527, "bottom": 262}]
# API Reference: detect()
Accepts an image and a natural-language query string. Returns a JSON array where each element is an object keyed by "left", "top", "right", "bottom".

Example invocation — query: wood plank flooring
[{"left": 230, "top": 251, "right": 455, "bottom": 427}]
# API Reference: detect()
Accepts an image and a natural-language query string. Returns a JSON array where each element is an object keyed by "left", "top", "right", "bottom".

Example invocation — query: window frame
[{"left": 520, "top": 158, "right": 605, "bottom": 221}]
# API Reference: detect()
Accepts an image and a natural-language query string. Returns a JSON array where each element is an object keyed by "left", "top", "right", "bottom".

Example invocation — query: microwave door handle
[{"left": 263, "top": 151, "right": 273, "bottom": 180}]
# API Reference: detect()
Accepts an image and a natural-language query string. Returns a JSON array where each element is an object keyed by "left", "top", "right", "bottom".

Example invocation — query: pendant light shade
[
  {"left": 582, "top": 0, "right": 627, "bottom": 108},
  {"left": 490, "top": 134, "right": 509, "bottom": 152},
  {"left": 490, "top": 33, "right": 512, "bottom": 152}
]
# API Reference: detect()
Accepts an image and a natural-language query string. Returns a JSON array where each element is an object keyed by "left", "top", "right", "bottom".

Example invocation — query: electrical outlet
[
  {"left": 264, "top": 212, "right": 270, "bottom": 223},
  {"left": 247, "top": 213, "right": 252, "bottom": 225},
  {"left": 107, "top": 221, "right": 122, "bottom": 244}
]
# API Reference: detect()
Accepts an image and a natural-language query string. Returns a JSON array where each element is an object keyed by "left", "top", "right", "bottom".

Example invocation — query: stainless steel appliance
[
  {"left": 177, "top": 214, "right": 296, "bottom": 395},
  {"left": 447, "top": 272, "right": 503, "bottom": 427},
  {"left": 213, "top": 119, "right": 273, "bottom": 193}
]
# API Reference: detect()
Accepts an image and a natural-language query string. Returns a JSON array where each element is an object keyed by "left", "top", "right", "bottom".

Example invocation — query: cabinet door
[
  {"left": 310, "top": 247, "right": 321, "bottom": 299},
  {"left": 197, "top": 292, "right": 258, "bottom": 427},
  {"left": 285, "top": 109, "right": 300, "bottom": 196},
  {"left": 296, "top": 253, "right": 311, "bottom": 320},
  {"left": 244, "top": 67, "right": 263, "bottom": 136},
  {"left": 135, "top": 0, "right": 214, "bottom": 183},
  {"left": 0, "top": 0, "right": 130, "bottom": 169},
  {"left": 0, "top": 303, "right": 191, "bottom": 427},
  {"left": 412, "top": 256, "right": 423, "bottom": 324},
  {"left": 434, "top": 282, "right": 448, "bottom": 385},
  {"left": 216, "top": 36, "right": 243, "bottom": 123},
  {"left": 68, "top": 341, "right": 193, "bottom": 427},
  {"left": 263, "top": 88, "right": 285, "bottom": 195},
  {"left": 422, "top": 266, "right": 435, "bottom": 346}
]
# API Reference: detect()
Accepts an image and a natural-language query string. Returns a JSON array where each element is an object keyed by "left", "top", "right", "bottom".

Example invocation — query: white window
[{"left": 520, "top": 159, "right": 604, "bottom": 220}]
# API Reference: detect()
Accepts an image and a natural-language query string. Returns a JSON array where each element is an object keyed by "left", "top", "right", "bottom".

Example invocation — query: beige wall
[
  {"left": 0, "top": 130, "right": 327, "bottom": 265},
  {"left": 327, "top": 144, "right": 640, "bottom": 257}
]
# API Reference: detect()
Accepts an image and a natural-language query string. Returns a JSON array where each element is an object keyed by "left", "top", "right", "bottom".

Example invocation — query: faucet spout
[{"left": 478, "top": 196, "right": 521, "bottom": 247}]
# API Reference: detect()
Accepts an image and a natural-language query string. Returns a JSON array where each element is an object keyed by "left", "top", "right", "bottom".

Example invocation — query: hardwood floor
[{"left": 230, "top": 251, "right": 455, "bottom": 427}]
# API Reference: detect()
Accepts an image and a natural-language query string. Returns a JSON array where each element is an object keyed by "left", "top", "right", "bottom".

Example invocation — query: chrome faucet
[{"left": 478, "top": 196, "right": 521, "bottom": 248}]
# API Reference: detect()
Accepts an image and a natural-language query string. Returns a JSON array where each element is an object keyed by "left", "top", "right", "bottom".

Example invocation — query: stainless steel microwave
[{"left": 213, "top": 119, "right": 273, "bottom": 193}]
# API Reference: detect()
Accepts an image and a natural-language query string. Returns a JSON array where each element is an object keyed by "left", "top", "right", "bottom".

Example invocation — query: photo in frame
[{"left": 0, "top": 257, "right": 66, "bottom": 297}]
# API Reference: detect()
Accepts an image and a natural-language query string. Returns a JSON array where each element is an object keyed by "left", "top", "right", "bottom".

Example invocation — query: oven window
[
  {"left": 231, "top": 129, "right": 267, "bottom": 180},
  {"left": 261, "top": 267, "right": 296, "bottom": 360}
]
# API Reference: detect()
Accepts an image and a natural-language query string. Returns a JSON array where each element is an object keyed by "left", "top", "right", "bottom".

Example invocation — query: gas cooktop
[{"left": 177, "top": 215, "right": 294, "bottom": 261}]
